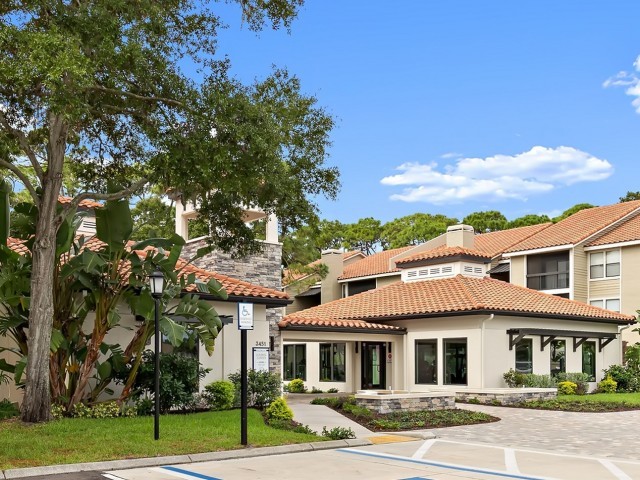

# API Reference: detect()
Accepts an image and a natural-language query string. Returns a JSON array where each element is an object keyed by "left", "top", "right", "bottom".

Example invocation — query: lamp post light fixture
[{"left": 149, "top": 268, "right": 164, "bottom": 440}]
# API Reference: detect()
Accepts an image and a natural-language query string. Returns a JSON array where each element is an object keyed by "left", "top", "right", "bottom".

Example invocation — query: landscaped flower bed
[{"left": 311, "top": 396, "right": 498, "bottom": 431}]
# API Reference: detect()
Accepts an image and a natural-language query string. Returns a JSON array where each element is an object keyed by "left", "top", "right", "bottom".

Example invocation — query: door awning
[{"left": 507, "top": 328, "right": 617, "bottom": 353}]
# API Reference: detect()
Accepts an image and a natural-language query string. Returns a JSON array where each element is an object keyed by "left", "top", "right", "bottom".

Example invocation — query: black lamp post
[{"left": 149, "top": 268, "right": 165, "bottom": 441}]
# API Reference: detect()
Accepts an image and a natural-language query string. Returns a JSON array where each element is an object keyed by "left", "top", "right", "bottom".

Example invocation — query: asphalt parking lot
[{"left": 101, "top": 437, "right": 640, "bottom": 480}]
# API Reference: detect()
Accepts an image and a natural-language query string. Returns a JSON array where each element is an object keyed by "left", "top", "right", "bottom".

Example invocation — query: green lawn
[
  {"left": 0, "top": 409, "right": 320, "bottom": 470},
  {"left": 517, "top": 392, "right": 640, "bottom": 412}
]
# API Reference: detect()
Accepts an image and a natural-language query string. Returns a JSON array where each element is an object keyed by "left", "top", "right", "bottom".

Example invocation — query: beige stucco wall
[
  {"left": 0, "top": 333, "right": 22, "bottom": 404},
  {"left": 510, "top": 256, "right": 525, "bottom": 287},
  {"left": 376, "top": 274, "right": 401, "bottom": 289},
  {"left": 573, "top": 246, "right": 588, "bottom": 303},
  {"left": 281, "top": 331, "right": 404, "bottom": 393}
]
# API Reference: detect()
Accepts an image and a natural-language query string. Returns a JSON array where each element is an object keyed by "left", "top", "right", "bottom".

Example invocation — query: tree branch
[
  {"left": 0, "top": 158, "right": 39, "bottom": 203},
  {"left": 65, "top": 178, "right": 149, "bottom": 212},
  {"left": 88, "top": 86, "right": 185, "bottom": 108},
  {"left": 0, "top": 110, "right": 45, "bottom": 180}
]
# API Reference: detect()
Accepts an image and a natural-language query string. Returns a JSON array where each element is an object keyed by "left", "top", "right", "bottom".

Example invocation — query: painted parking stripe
[
  {"left": 338, "top": 448, "right": 553, "bottom": 480},
  {"left": 599, "top": 460, "right": 632, "bottom": 480},
  {"left": 411, "top": 439, "right": 436, "bottom": 459},
  {"left": 155, "top": 466, "right": 222, "bottom": 480},
  {"left": 504, "top": 448, "right": 520, "bottom": 474}
]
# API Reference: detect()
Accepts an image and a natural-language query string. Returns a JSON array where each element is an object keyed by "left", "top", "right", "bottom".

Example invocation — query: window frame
[
  {"left": 526, "top": 251, "right": 570, "bottom": 292},
  {"left": 319, "top": 343, "right": 346, "bottom": 382},
  {"left": 589, "top": 298, "right": 621, "bottom": 312},
  {"left": 283, "top": 344, "right": 307, "bottom": 381},
  {"left": 443, "top": 338, "right": 467, "bottom": 386},
  {"left": 589, "top": 250, "right": 621, "bottom": 280},
  {"left": 415, "top": 339, "right": 438, "bottom": 385},
  {"left": 515, "top": 338, "right": 533, "bottom": 374},
  {"left": 550, "top": 339, "right": 566, "bottom": 377},
  {"left": 582, "top": 341, "right": 596, "bottom": 382}
]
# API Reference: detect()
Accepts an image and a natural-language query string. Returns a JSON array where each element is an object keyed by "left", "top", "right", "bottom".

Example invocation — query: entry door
[{"left": 361, "top": 342, "right": 386, "bottom": 389}]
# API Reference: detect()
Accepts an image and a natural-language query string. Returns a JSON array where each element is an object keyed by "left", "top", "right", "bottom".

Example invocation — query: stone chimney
[
  {"left": 320, "top": 249, "right": 344, "bottom": 304},
  {"left": 446, "top": 224, "right": 475, "bottom": 249}
]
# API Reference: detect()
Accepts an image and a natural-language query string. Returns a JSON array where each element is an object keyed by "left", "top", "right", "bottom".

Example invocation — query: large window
[
  {"left": 590, "top": 298, "right": 620, "bottom": 312},
  {"left": 444, "top": 339, "right": 467, "bottom": 385},
  {"left": 590, "top": 250, "right": 620, "bottom": 279},
  {"left": 283, "top": 344, "right": 306, "bottom": 381},
  {"left": 320, "top": 343, "right": 346, "bottom": 382},
  {"left": 582, "top": 341, "right": 596, "bottom": 382},
  {"left": 415, "top": 339, "right": 437, "bottom": 384},
  {"left": 515, "top": 339, "right": 533, "bottom": 374},
  {"left": 347, "top": 279, "right": 377, "bottom": 296},
  {"left": 526, "top": 252, "right": 570, "bottom": 291},
  {"left": 550, "top": 340, "right": 566, "bottom": 377}
]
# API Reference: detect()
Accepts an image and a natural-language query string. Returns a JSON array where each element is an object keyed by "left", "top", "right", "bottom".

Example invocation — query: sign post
[{"left": 238, "top": 302, "right": 254, "bottom": 446}]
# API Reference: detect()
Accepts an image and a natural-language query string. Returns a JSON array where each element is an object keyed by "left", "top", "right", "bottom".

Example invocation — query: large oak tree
[{"left": 0, "top": 0, "right": 339, "bottom": 422}]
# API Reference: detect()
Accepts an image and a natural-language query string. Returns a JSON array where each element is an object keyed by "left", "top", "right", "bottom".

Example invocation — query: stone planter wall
[
  {"left": 355, "top": 392, "right": 456, "bottom": 414},
  {"left": 455, "top": 388, "right": 557, "bottom": 406}
]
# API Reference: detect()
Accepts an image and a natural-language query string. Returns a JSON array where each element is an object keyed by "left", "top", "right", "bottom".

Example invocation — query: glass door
[{"left": 361, "top": 342, "right": 386, "bottom": 389}]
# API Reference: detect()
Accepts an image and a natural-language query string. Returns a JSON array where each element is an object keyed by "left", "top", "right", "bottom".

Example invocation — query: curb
[{"left": 1, "top": 438, "right": 373, "bottom": 479}]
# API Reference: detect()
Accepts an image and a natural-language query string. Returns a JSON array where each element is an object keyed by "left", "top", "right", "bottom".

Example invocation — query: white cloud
[
  {"left": 604, "top": 55, "right": 640, "bottom": 113},
  {"left": 381, "top": 146, "right": 613, "bottom": 205},
  {"left": 440, "top": 152, "right": 462, "bottom": 159}
]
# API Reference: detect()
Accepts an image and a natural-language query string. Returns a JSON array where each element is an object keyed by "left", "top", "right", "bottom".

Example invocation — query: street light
[{"left": 149, "top": 268, "right": 164, "bottom": 441}]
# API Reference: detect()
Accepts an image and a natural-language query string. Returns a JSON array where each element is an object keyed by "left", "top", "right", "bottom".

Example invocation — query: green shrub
[
  {"left": 503, "top": 369, "right": 526, "bottom": 387},
  {"left": 311, "top": 395, "right": 353, "bottom": 409},
  {"left": 557, "top": 381, "right": 577, "bottom": 395},
  {"left": 134, "top": 351, "right": 209, "bottom": 413},
  {"left": 310, "top": 386, "right": 323, "bottom": 394},
  {"left": 342, "top": 402, "right": 372, "bottom": 418},
  {"left": 265, "top": 397, "right": 294, "bottom": 422},
  {"left": 203, "top": 381, "right": 235, "bottom": 411},
  {"left": 523, "top": 374, "right": 556, "bottom": 388},
  {"left": 136, "top": 397, "right": 154, "bottom": 416},
  {"left": 598, "top": 376, "right": 618, "bottom": 393},
  {"left": 50, "top": 404, "right": 66, "bottom": 420},
  {"left": 0, "top": 399, "right": 20, "bottom": 420},
  {"left": 228, "top": 369, "right": 281, "bottom": 409},
  {"left": 321, "top": 426, "right": 356, "bottom": 440},
  {"left": 287, "top": 378, "right": 306, "bottom": 394},
  {"left": 327, "top": 388, "right": 339, "bottom": 393},
  {"left": 70, "top": 401, "right": 129, "bottom": 418},
  {"left": 602, "top": 364, "right": 640, "bottom": 392},
  {"left": 555, "top": 372, "right": 590, "bottom": 394}
]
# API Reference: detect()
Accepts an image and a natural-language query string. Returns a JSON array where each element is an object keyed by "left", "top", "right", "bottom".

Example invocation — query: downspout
[{"left": 480, "top": 314, "right": 495, "bottom": 388}]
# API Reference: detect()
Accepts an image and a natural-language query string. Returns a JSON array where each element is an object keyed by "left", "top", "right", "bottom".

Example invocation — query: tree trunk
[{"left": 21, "top": 114, "right": 67, "bottom": 423}]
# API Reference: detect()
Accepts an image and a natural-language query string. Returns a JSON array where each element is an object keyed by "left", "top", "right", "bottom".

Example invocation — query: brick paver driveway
[{"left": 430, "top": 403, "right": 640, "bottom": 459}]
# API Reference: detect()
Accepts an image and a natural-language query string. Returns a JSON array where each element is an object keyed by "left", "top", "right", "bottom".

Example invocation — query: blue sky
[{"left": 210, "top": 1, "right": 640, "bottom": 224}]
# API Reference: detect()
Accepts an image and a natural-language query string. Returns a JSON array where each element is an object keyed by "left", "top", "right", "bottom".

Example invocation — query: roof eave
[
  {"left": 278, "top": 324, "right": 407, "bottom": 335},
  {"left": 183, "top": 292, "right": 292, "bottom": 308}
]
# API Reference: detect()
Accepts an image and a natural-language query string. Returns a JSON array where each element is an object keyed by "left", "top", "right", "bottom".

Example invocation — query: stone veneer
[
  {"left": 182, "top": 239, "right": 284, "bottom": 373},
  {"left": 454, "top": 388, "right": 557, "bottom": 405},
  {"left": 355, "top": 392, "right": 456, "bottom": 414}
]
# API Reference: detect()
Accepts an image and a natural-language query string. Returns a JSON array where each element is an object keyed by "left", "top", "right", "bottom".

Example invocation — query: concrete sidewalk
[{"left": 288, "top": 401, "right": 373, "bottom": 438}]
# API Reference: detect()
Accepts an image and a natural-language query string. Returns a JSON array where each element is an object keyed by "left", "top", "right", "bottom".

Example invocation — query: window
[
  {"left": 582, "top": 341, "right": 596, "bottom": 382},
  {"left": 590, "top": 250, "right": 620, "bottom": 279},
  {"left": 283, "top": 344, "right": 306, "bottom": 381},
  {"left": 415, "top": 340, "right": 437, "bottom": 384},
  {"left": 590, "top": 298, "right": 620, "bottom": 312},
  {"left": 550, "top": 340, "right": 566, "bottom": 376},
  {"left": 515, "top": 339, "right": 533, "bottom": 374},
  {"left": 526, "top": 252, "right": 570, "bottom": 291},
  {"left": 320, "top": 343, "right": 346, "bottom": 382},
  {"left": 444, "top": 338, "right": 467, "bottom": 385}
]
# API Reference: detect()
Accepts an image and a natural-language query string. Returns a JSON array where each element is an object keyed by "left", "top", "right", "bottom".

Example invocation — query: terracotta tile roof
[
  {"left": 281, "top": 275, "right": 634, "bottom": 328},
  {"left": 339, "top": 246, "right": 413, "bottom": 280},
  {"left": 6, "top": 235, "right": 287, "bottom": 302},
  {"left": 474, "top": 223, "right": 552, "bottom": 257},
  {"left": 279, "top": 317, "right": 404, "bottom": 332},
  {"left": 58, "top": 196, "right": 103, "bottom": 210},
  {"left": 505, "top": 201, "right": 640, "bottom": 253},
  {"left": 585, "top": 214, "right": 640, "bottom": 247},
  {"left": 396, "top": 245, "right": 491, "bottom": 265},
  {"left": 283, "top": 251, "right": 363, "bottom": 286}
]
